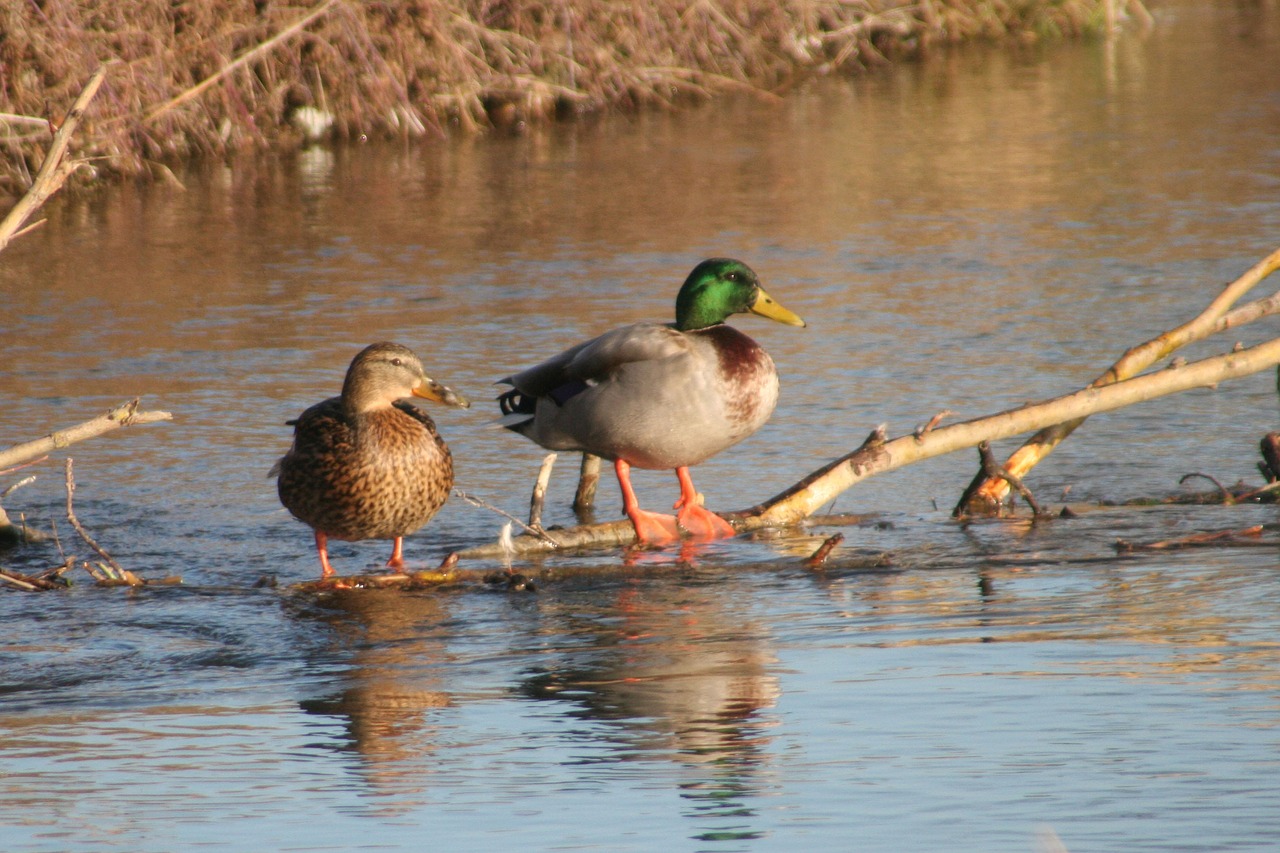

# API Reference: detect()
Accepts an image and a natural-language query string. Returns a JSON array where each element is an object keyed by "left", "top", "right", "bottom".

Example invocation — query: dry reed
[{"left": 0, "top": 0, "right": 1121, "bottom": 196}]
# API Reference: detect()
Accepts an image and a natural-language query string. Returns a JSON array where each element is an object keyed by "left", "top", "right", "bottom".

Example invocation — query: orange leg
[
  {"left": 673, "top": 467, "right": 736, "bottom": 540},
  {"left": 615, "top": 459, "right": 680, "bottom": 544},
  {"left": 386, "top": 537, "right": 408, "bottom": 572},
  {"left": 314, "top": 530, "right": 337, "bottom": 578}
]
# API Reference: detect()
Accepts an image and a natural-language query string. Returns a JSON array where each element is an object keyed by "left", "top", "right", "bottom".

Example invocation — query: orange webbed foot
[
  {"left": 675, "top": 503, "right": 737, "bottom": 540},
  {"left": 627, "top": 508, "right": 682, "bottom": 545},
  {"left": 672, "top": 467, "right": 736, "bottom": 540}
]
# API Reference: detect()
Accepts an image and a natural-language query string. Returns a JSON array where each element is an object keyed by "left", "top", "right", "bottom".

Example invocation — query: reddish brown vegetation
[{"left": 1, "top": 0, "right": 1114, "bottom": 195}]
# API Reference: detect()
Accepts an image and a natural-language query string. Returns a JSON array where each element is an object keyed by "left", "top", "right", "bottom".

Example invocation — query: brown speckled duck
[
  {"left": 497, "top": 258, "right": 805, "bottom": 544},
  {"left": 276, "top": 342, "right": 470, "bottom": 578}
]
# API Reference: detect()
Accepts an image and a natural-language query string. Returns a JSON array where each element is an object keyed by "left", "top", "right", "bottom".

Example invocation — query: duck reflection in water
[
  {"left": 292, "top": 552, "right": 780, "bottom": 838},
  {"left": 295, "top": 591, "right": 454, "bottom": 807},
  {"left": 519, "top": 579, "right": 780, "bottom": 838}
]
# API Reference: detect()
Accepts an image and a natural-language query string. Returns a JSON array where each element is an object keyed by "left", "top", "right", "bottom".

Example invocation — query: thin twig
[
  {"left": 64, "top": 458, "right": 136, "bottom": 584},
  {"left": 914, "top": 409, "right": 952, "bottom": 441},
  {"left": 1178, "top": 472, "right": 1235, "bottom": 504},
  {"left": 1231, "top": 479, "right": 1280, "bottom": 504},
  {"left": 1116, "top": 525, "right": 1265, "bottom": 552},
  {"left": 453, "top": 488, "right": 560, "bottom": 546},
  {"left": 1, "top": 475, "right": 36, "bottom": 499},
  {"left": 1, "top": 456, "right": 49, "bottom": 480}
]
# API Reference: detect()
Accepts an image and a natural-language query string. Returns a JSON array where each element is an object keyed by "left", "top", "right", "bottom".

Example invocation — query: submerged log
[{"left": 1115, "top": 525, "right": 1266, "bottom": 552}]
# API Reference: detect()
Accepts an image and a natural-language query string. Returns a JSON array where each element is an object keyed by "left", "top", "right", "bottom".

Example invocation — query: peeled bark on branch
[
  {"left": 453, "top": 334, "right": 1280, "bottom": 560},
  {"left": 0, "top": 399, "right": 173, "bottom": 472},
  {"left": 0, "top": 65, "right": 107, "bottom": 253},
  {"left": 958, "top": 247, "right": 1280, "bottom": 514}
]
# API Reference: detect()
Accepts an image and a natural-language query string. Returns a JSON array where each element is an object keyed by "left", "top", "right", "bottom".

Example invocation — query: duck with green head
[
  {"left": 276, "top": 342, "right": 470, "bottom": 579},
  {"left": 497, "top": 258, "right": 806, "bottom": 544}
]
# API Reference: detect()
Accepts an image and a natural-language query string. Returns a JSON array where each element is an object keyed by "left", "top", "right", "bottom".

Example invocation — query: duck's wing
[{"left": 502, "top": 323, "right": 690, "bottom": 397}]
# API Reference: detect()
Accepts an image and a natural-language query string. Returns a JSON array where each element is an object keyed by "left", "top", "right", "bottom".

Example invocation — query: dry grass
[{"left": 0, "top": 0, "right": 1115, "bottom": 195}]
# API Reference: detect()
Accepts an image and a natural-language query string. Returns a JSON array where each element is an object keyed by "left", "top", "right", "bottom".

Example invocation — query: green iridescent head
[{"left": 673, "top": 258, "right": 806, "bottom": 332}]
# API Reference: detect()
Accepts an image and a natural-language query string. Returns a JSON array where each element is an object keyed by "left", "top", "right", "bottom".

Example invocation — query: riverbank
[{"left": 2, "top": 0, "right": 1145, "bottom": 197}]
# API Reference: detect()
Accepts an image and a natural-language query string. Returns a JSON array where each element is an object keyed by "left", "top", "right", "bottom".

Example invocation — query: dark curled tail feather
[{"left": 498, "top": 388, "right": 535, "bottom": 417}]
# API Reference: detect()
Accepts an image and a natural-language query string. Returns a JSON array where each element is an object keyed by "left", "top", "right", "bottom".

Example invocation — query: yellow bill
[
  {"left": 413, "top": 378, "right": 471, "bottom": 409},
  {"left": 750, "top": 286, "right": 807, "bottom": 327}
]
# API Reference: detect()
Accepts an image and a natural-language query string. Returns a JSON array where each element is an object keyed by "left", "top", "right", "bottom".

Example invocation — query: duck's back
[{"left": 506, "top": 323, "right": 779, "bottom": 470}]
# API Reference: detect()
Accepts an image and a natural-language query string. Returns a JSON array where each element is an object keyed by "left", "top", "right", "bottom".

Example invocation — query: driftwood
[
  {"left": 0, "top": 65, "right": 106, "bottom": 253},
  {"left": 958, "top": 247, "right": 1280, "bottom": 514},
  {"left": 0, "top": 399, "right": 173, "bottom": 473},
  {"left": 452, "top": 331, "right": 1280, "bottom": 561},
  {"left": 0, "top": 399, "right": 173, "bottom": 562}
]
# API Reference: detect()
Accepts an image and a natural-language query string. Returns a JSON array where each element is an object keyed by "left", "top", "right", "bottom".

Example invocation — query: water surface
[{"left": 3, "top": 2, "right": 1280, "bottom": 850}]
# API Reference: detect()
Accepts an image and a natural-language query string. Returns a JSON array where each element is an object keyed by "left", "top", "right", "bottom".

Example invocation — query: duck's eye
[
  {"left": 725, "top": 272, "right": 739, "bottom": 282},
  {"left": 390, "top": 357, "right": 404, "bottom": 367}
]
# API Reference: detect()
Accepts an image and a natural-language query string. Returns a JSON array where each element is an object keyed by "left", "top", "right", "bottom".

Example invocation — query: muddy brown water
[{"left": 2, "top": 3, "right": 1280, "bottom": 850}]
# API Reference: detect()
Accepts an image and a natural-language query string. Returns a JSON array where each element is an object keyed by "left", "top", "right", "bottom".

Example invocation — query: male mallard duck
[
  {"left": 497, "top": 258, "right": 805, "bottom": 544},
  {"left": 276, "top": 342, "right": 470, "bottom": 578}
]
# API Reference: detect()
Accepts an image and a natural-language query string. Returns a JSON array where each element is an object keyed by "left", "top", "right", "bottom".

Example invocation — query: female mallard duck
[
  {"left": 276, "top": 342, "right": 470, "bottom": 578},
  {"left": 497, "top": 258, "right": 805, "bottom": 544}
]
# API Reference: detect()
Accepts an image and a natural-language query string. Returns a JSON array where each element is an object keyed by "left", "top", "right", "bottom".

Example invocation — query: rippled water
[{"left": 3, "top": 2, "right": 1280, "bottom": 850}]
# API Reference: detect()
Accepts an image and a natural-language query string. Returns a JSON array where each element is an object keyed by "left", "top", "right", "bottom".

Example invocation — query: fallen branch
[
  {"left": 958, "top": 246, "right": 1280, "bottom": 513},
  {"left": 0, "top": 65, "right": 107, "bottom": 253},
  {"left": 451, "top": 488, "right": 559, "bottom": 547},
  {"left": 454, "top": 334, "right": 1280, "bottom": 560},
  {"left": 0, "top": 399, "right": 173, "bottom": 472}
]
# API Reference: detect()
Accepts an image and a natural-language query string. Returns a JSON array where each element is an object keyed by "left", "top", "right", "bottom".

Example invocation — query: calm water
[{"left": 3, "top": 2, "right": 1280, "bottom": 850}]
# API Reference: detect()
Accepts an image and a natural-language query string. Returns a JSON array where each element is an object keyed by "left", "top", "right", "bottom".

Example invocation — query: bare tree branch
[
  {"left": 958, "top": 246, "right": 1280, "bottom": 513},
  {"left": 0, "top": 399, "right": 172, "bottom": 472},
  {"left": 0, "top": 65, "right": 107, "bottom": 252}
]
